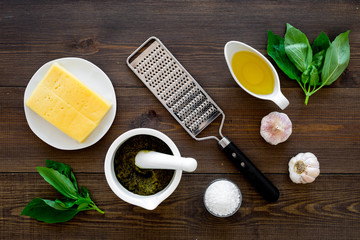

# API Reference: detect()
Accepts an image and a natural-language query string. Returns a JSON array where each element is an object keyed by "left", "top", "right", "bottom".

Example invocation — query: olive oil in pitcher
[{"left": 231, "top": 51, "right": 275, "bottom": 95}]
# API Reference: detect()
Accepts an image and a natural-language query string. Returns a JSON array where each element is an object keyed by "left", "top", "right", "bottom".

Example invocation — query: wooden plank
[
  {"left": 1, "top": 87, "right": 359, "bottom": 174},
  {"left": 1, "top": 0, "right": 360, "bottom": 239},
  {"left": 1, "top": 173, "right": 359, "bottom": 239},
  {"left": 0, "top": 1, "right": 359, "bottom": 88}
]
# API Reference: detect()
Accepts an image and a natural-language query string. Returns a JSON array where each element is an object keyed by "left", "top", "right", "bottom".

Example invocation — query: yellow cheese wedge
[
  {"left": 26, "top": 62, "right": 112, "bottom": 143},
  {"left": 26, "top": 84, "right": 97, "bottom": 143},
  {"left": 40, "top": 63, "right": 112, "bottom": 124}
]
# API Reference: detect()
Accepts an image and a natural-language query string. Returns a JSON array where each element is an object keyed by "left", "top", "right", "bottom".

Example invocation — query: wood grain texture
[
  {"left": 0, "top": 1, "right": 359, "bottom": 88},
  {"left": 1, "top": 0, "right": 359, "bottom": 239},
  {"left": 1, "top": 87, "right": 359, "bottom": 173},
  {"left": 1, "top": 173, "right": 359, "bottom": 239}
]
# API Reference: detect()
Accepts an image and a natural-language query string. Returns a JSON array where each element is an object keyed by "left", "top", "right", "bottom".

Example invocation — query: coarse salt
[{"left": 204, "top": 179, "right": 241, "bottom": 217}]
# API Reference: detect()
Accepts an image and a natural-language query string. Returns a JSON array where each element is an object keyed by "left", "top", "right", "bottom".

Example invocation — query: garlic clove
[
  {"left": 304, "top": 159, "right": 320, "bottom": 169},
  {"left": 260, "top": 111, "right": 292, "bottom": 145},
  {"left": 288, "top": 152, "right": 320, "bottom": 184},
  {"left": 306, "top": 168, "right": 320, "bottom": 179},
  {"left": 289, "top": 171, "right": 302, "bottom": 183},
  {"left": 300, "top": 174, "right": 316, "bottom": 184}
]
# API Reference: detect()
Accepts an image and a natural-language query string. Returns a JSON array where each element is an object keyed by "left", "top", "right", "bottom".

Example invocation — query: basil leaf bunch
[
  {"left": 267, "top": 23, "right": 350, "bottom": 105},
  {"left": 21, "top": 160, "right": 104, "bottom": 223}
]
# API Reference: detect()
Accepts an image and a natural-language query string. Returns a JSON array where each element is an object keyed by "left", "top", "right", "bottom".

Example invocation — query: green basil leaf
[
  {"left": 80, "top": 186, "right": 90, "bottom": 199},
  {"left": 312, "top": 31, "right": 331, "bottom": 54},
  {"left": 21, "top": 198, "right": 79, "bottom": 223},
  {"left": 284, "top": 23, "right": 313, "bottom": 72},
  {"left": 267, "top": 30, "right": 301, "bottom": 81},
  {"left": 301, "top": 64, "right": 320, "bottom": 88},
  {"left": 42, "top": 199, "right": 70, "bottom": 210},
  {"left": 312, "top": 50, "right": 326, "bottom": 73},
  {"left": 74, "top": 197, "right": 93, "bottom": 211},
  {"left": 55, "top": 198, "right": 77, "bottom": 209},
  {"left": 309, "top": 65, "right": 320, "bottom": 86},
  {"left": 311, "top": 32, "right": 330, "bottom": 75},
  {"left": 70, "top": 172, "right": 78, "bottom": 192},
  {"left": 321, "top": 30, "right": 350, "bottom": 86},
  {"left": 77, "top": 202, "right": 90, "bottom": 211},
  {"left": 75, "top": 197, "right": 90, "bottom": 205},
  {"left": 36, "top": 167, "right": 80, "bottom": 200},
  {"left": 46, "top": 159, "right": 78, "bottom": 191},
  {"left": 46, "top": 159, "right": 71, "bottom": 177},
  {"left": 301, "top": 67, "right": 310, "bottom": 85}
]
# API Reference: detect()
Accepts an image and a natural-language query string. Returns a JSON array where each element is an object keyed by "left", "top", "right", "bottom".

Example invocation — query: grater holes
[
  {"left": 167, "top": 82, "right": 196, "bottom": 110},
  {"left": 175, "top": 92, "right": 206, "bottom": 120},
  {"left": 173, "top": 87, "right": 201, "bottom": 111},
  {"left": 184, "top": 101, "right": 209, "bottom": 124},
  {"left": 161, "top": 78, "right": 180, "bottom": 102},
  {"left": 155, "top": 64, "right": 181, "bottom": 101},
  {"left": 137, "top": 41, "right": 202, "bottom": 109},
  {"left": 185, "top": 103, "right": 218, "bottom": 134}
]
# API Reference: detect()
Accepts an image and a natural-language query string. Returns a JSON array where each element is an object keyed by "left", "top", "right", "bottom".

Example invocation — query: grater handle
[{"left": 219, "top": 137, "right": 280, "bottom": 202}]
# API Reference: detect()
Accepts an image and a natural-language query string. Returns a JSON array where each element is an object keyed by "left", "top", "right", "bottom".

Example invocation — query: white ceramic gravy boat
[
  {"left": 224, "top": 41, "right": 289, "bottom": 110},
  {"left": 104, "top": 128, "right": 182, "bottom": 210}
]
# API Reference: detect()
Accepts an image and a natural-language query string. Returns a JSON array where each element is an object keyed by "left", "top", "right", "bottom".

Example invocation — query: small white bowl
[
  {"left": 204, "top": 178, "right": 242, "bottom": 217},
  {"left": 224, "top": 41, "right": 289, "bottom": 110},
  {"left": 104, "top": 128, "right": 182, "bottom": 210}
]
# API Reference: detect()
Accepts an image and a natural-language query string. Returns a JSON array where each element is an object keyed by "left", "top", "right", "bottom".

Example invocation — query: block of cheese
[
  {"left": 26, "top": 63, "right": 112, "bottom": 143},
  {"left": 40, "top": 63, "right": 111, "bottom": 124},
  {"left": 26, "top": 84, "right": 97, "bottom": 142}
]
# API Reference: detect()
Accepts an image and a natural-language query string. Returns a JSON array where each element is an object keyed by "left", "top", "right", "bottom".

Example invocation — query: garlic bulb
[
  {"left": 260, "top": 111, "right": 292, "bottom": 145},
  {"left": 288, "top": 152, "right": 320, "bottom": 184}
]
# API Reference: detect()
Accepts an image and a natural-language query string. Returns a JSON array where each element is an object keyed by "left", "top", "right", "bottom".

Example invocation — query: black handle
[{"left": 219, "top": 137, "right": 279, "bottom": 202}]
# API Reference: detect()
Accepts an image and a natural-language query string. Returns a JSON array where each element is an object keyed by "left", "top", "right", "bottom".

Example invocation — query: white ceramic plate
[{"left": 24, "top": 57, "right": 117, "bottom": 150}]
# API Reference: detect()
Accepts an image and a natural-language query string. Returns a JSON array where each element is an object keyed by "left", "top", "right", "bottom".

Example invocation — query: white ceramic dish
[
  {"left": 224, "top": 41, "right": 289, "bottom": 110},
  {"left": 204, "top": 178, "right": 242, "bottom": 218},
  {"left": 104, "top": 128, "right": 182, "bottom": 210},
  {"left": 24, "top": 57, "right": 116, "bottom": 150}
]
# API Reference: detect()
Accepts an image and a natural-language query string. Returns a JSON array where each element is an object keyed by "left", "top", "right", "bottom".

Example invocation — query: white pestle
[{"left": 135, "top": 150, "right": 197, "bottom": 172}]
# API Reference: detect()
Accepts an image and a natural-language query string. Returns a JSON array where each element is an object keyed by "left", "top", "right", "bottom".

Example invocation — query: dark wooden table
[{"left": 1, "top": 1, "right": 359, "bottom": 239}]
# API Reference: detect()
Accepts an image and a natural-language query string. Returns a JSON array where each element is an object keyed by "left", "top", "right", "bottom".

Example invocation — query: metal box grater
[{"left": 127, "top": 36, "right": 223, "bottom": 139}]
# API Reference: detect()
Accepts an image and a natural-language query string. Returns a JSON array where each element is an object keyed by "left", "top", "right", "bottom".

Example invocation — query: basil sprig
[
  {"left": 21, "top": 160, "right": 104, "bottom": 223},
  {"left": 268, "top": 23, "right": 350, "bottom": 105}
]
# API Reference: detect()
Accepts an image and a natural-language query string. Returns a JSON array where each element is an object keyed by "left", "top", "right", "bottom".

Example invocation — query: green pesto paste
[{"left": 114, "top": 135, "right": 174, "bottom": 196}]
